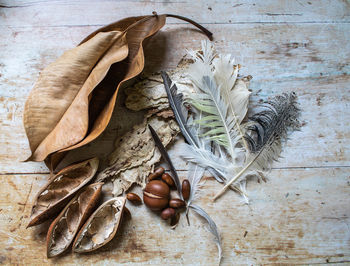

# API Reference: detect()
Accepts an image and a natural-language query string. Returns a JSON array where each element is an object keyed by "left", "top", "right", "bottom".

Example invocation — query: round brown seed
[
  {"left": 182, "top": 179, "right": 191, "bottom": 201},
  {"left": 161, "top": 208, "right": 176, "bottom": 220},
  {"left": 143, "top": 180, "right": 170, "bottom": 211},
  {"left": 161, "top": 173, "right": 175, "bottom": 188}
]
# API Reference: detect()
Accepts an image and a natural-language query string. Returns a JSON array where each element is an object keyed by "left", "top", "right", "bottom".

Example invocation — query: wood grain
[
  {"left": 0, "top": 169, "right": 349, "bottom": 264},
  {"left": 0, "top": 1, "right": 349, "bottom": 265},
  {"left": 0, "top": 23, "right": 349, "bottom": 173},
  {"left": 1, "top": 0, "right": 349, "bottom": 27}
]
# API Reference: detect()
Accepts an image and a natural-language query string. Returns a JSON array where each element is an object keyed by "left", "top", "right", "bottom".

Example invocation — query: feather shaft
[
  {"left": 148, "top": 125, "right": 182, "bottom": 197},
  {"left": 213, "top": 152, "right": 257, "bottom": 200}
]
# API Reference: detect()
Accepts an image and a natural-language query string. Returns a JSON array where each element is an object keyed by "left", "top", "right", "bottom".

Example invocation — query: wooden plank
[
  {"left": 0, "top": 23, "right": 349, "bottom": 173},
  {"left": 1, "top": 0, "right": 350, "bottom": 27},
  {"left": 0, "top": 168, "right": 349, "bottom": 264}
]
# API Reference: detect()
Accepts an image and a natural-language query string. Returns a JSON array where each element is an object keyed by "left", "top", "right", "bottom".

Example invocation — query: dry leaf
[
  {"left": 27, "top": 157, "right": 99, "bottom": 227},
  {"left": 46, "top": 183, "right": 103, "bottom": 258},
  {"left": 72, "top": 197, "right": 126, "bottom": 253},
  {"left": 23, "top": 14, "right": 212, "bottom": 169}
]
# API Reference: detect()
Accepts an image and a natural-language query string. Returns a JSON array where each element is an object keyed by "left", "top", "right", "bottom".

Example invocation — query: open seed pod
[
  {"left": 28, "top": 157, "right": 99, "bottom": 227},
  {"left": 46, "top": 182, "right": 103, "bottom": 258},
  {"left": 73, "top": 197, "right": 126, "bottom": 253}
]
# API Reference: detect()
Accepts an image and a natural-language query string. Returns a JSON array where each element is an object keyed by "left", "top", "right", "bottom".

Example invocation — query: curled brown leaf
[{"left": 23, "top": 13, "right": 212, "bottom": 170}]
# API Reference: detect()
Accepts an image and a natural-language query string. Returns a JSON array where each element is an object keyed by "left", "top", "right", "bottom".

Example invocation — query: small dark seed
[
  {"left": 169, "top": 198, "right": 186, "bottom": 208},
  {"left": 123, "top": 207, "right": 131, "bottom": 219},
  {"left": 148, "top": 167, "right": 165, "bottom": 181},
  {"left": 182, "top": 179, "right": 191, "bottom": 201},
  {"left": 161, "top": 173, "right": 175, "bottom": 188},
  {"left": 161, "top": 208, "right": 176, "bottom": 220},
  {"left": 126, "top": 193, "right": 142, "bottom": 204},
  {"left": 170, "top": 212, "right": 180, "bottom": 228}
]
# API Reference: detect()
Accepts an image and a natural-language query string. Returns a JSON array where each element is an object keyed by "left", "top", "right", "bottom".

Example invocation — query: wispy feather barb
[
  {"left": 213, "top": 92, "right": 301, "bottom": 200},
  {"left": 190, "top": 204, "right": 222, "bottom": 263}
]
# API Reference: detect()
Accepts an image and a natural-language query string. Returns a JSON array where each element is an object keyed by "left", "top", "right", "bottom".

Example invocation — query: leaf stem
[{"left": 165, "top": 14, "right": 213, "bottom": 41}]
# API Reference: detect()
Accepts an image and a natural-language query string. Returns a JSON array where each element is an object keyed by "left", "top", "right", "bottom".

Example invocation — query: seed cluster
[{"left": 142, "top": 167, "right": 190, "bottom": 222}]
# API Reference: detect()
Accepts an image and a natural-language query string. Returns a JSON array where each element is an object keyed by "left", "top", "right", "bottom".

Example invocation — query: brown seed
[
  {"left": 161, "top": 208, "right": 175, "bottom": 220},
  {"left": 161, "top": 173, "right": 175, "bottom": 188},
  {"left": 126, "top": 193, "right": 142, "bottom": 205},
  {"left": 182, "top": 179, "right": 191, "bottom": 201},
  {"left": 170, "top": 212, "right": 180, "bottom": 228},
  {"left": 169, "top": 198, "right": 186, "bottom": 209},
  {"left": 143, "top": 180, "right": 170, "bottom": 211},
  {"left": 148, "top": 167, "right": 165, "bottom": 181},
  {"left": 123, "top": 207, "right": 131, "bottom": 219}
]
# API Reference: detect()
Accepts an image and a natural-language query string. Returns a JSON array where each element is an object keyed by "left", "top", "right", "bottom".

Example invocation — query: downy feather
[
  {"left": 213, "top": 53, "right": 251, "bottom": 150},
  {"left": 188, "top": 40, "right": 251, "bottom": 153},
  {"left": 187, "top": 46, "right": 238, "bottom": 159},
  {"left": 213, "top": 92, "right": 301, "bottom": 200}
]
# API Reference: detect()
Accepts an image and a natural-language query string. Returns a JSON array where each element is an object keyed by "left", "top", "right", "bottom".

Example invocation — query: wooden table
[{"left": 1, "top": 1, "right": 349, "bottom": 265}]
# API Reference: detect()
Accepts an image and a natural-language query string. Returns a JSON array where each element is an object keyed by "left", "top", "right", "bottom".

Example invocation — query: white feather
[{"left": 213, "top": 49, "right": 251, "bottom": 150}]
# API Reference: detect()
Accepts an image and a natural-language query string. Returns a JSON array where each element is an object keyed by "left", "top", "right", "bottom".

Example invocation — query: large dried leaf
[
  {"left": 24, "top": 15, "right": 166, "bottom": 165},
  {"left": 72, "top": 197, "right": 126, "bottom": 253},
  {"left": 23, "top": 14, "right": 211, "bottom": 169},
  {"left": 46, "top": 183, "right": 103, "bottom": 258},
  {"left": 27, "top": 157, "right": 99, "bottom": 227}
]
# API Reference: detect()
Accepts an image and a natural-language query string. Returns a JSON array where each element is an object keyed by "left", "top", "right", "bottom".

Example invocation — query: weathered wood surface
[{"left": 0, "top": 1, "right": 349, "bottom": 265}]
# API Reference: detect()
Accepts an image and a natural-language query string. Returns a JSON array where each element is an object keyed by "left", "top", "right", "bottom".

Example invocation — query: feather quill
[
  {"left": 148, "top": 125, "right": 182, "bottom": 197},
  {"left": 213, "top": 92, "right": 301, "bottom": 200}
]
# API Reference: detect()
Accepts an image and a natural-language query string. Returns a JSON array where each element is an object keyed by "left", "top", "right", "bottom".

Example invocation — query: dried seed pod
[
  {"left": 28, "top": 157, "right": 99, "bottom": 227},
  {"left": 73, "top": 197, "right": 126, "bottom": 253},
  {"left": 143, "top": 180, "right": 169, "bottom": 211},
  {"left": 182, "top": 179, "right": 191, "bottom": 201},
  {"left": 126, "top": 193, "right": 142, "bottom": 205},
  {"left": 161, "top": 173, "right": 175, "bottom": 188},
  {"left": 148, "top": 167, "right": 165, "bottom": 181},
  {"left": 169, "top": 198, "right": 186, "bottom": 209},
  {"left": 161, "top": 208, "right": 175, "bottom": 220},
  {"left": 46, "top": 183, "right": 103, "bottom": 258}
]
